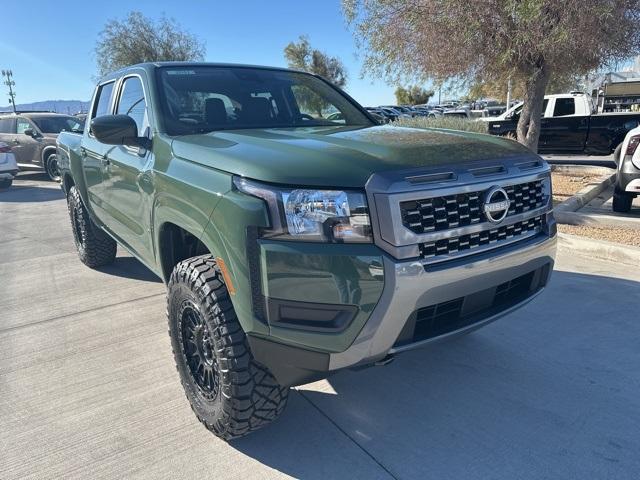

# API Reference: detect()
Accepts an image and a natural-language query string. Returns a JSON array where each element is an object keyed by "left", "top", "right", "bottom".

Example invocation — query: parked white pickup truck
[
  {"left": 487, "top": 93, "right": 640, "bottom": 155},
  {"left": 480, "top": 93, "right": 594, "bottom": 122}
]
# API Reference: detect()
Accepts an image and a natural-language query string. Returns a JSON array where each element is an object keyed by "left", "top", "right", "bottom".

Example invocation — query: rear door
[
  {"left": 0, "top": 117, "right": 16, "bottom": 154},
  {"left": 0, "top": 117, "right": 41, "bottom": 164},
  {"left": 539, "top": 98, "right": 589, "bottom": 152},
  {"left": 101, "top": 74, "right": 155, "bottom": 263}
]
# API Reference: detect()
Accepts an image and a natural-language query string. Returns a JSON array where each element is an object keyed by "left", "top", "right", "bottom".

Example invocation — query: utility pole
[
  {"left": 1, "top": 70, "right": 17, "bottom": 113},
  {"left": 506, "top": 77, "right": 512, "bottom": 109}
]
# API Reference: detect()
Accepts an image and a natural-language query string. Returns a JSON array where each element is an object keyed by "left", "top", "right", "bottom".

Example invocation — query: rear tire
[
  {"left": 44, "top": 153, "right": 61, "bottom": 182},
  {"left": 612, "top": 188, "right": 633, "bottom": 213},
  {"left": 167, "top": 255, "right": 288, "bottom": 440},
  {"left": 0, "top": 178, "right": 12, "bottom": 189},
  {"left": 67, "top": 186, "right": 117, "bottom": 267}
]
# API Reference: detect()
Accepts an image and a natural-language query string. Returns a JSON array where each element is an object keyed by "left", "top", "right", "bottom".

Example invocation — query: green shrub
[{"left": 393, "top": 116, "right": 489, "bottom": 134}]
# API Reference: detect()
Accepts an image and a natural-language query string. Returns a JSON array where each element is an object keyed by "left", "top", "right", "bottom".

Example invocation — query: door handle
[{"left": 80, "top": 147, "right": 86, "bottom": 156}]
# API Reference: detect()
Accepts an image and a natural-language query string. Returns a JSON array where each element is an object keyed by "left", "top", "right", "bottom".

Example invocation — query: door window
[
  {"left": 553, "top": 98, "right": 575, "bottom": 117},
  {"left": 92, "top": 82, "right": 115, "bottom": 119},
  {"left": 16, "top": 118, "right": 32, "bottom": 134},
  {"left": 116, "top": 77, "right": 147, "bottom": 135},
  {"left": 0, "top": 117, "right": 15, "bottom": 133}
]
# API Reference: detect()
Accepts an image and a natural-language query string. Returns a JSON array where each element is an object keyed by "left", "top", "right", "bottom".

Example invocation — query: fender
[
  {"left": 151, "top": 159, "right": 232, "bottom": 278},
  {"left": 41, "top": 145, "right": 57, "bottom": 165}
]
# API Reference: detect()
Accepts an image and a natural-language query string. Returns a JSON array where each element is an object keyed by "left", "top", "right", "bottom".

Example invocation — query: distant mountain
[{"left": 0, "top": 100, "right": 90, "bottom": 114}]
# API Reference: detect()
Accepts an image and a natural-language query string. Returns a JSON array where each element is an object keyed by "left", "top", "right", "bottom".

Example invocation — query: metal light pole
[{"left": 1, "top": 70, "right": 17, "bottom": 113}]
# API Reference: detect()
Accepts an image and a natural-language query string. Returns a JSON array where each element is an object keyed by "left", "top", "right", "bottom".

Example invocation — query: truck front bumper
[
  {"left": 329, "top": 231, "right": 556, "bottom": 370},
  {"left": 248, "top": 228, "right": 556, "bottom": 386}
]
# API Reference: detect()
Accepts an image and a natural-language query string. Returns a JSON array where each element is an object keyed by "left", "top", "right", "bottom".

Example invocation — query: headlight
[{"left": 234, "top": 177, "right": 372, "bottom": 243}]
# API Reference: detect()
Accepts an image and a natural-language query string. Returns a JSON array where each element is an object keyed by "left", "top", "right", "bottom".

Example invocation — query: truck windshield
[
  {"left": 31, "top": 116, "right": 83, "bottom": 134},
  {"left": 156, "top": 66, "right": 374, "bottom": 135}
]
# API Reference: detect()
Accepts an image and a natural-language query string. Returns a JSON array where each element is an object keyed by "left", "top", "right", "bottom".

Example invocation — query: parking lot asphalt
[{"left": 2, "top": 171, "right": 640, "bottom": 480}]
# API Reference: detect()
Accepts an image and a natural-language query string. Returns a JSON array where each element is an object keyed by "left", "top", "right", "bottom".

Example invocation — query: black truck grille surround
[
  {"left": 400, "top": 180, "right": 544, "bottom": 234},
  {"left": 419, "top": 216, "right": 543, "bottom": 260}
]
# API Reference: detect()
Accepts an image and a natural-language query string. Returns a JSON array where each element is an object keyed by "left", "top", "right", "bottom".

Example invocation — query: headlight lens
[{"left": 234, "top": 177, "right": 372, "bottom": 243}]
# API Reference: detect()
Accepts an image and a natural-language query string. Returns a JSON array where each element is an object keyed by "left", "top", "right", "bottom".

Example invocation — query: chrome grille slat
[
  {"left": 400, "top": 179, "right": 545, "bottom": 235},
  {"left": 419, "top": 216, "right": 544, "bottom": 260}
]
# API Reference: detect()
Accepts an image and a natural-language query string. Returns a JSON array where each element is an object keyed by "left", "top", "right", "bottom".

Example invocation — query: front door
[
  {"left": 539, "top": 98, "right": 588, "bottom": 153},
  {"left": 101, "top": 75, "right": 155, "bottom": 265},
  {"left": 82, "top": 80, "right": 116, "bottom": 224},
  {"left": 14, "top": 118, "right": 43, "bottom": 165}
]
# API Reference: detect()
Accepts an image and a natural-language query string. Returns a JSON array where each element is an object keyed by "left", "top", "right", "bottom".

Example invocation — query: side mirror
[
  {"left": 91, "top": 115, "right": 149, "bottom": 148},
  {"left": 23, "top": 128, "right": 36, "bottom": 137}
]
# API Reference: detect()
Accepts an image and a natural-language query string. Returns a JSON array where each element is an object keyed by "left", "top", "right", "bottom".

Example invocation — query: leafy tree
[
  {"left": 284, "top": 36, "right": 348, "bottom": 116},
  {"left": 95, "top": 11, "right": 205, "bottom": 77},
  {"left": 343, "top": 0, "right": 640, "bottom": 151},
  {"left": 395, "top": 85, "right": 434, "bottom": 105}
]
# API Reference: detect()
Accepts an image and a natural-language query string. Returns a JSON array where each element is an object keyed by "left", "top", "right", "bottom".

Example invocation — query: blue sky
[{"left": 0, "top": 0, "right": 414, "bottom": 106}]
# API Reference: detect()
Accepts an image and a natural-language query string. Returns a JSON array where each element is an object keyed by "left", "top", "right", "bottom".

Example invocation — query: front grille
[
  {"left": 400, "top": 180, "right": 544, "bottom": 235},
  {"left": 419, "top": 215, "right": 543, "bottom": 260},
  {"left": 393, "top": 266, "right": 549, "bottom": 347}
]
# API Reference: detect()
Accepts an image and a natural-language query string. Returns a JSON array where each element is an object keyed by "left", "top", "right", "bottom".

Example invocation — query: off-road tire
[
  {"left": 67, "top": 186, "right": 117, "bottom": 267},
  {"left": 0, "top": 178, "right": 12, "bottom": 189},
  {"left": 612, "top": 188, "right": 633, "bottom": 213},
  {"left": 44, "top": 153, "right": 61, "bottom": 182},
  {"left": 167, "top": 255, "right": 288, "bottom": 440}
]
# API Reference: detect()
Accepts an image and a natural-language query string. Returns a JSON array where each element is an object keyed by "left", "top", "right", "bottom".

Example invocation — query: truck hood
[{"left": 171, "top": 125, "right": 533, "bottom": 188}]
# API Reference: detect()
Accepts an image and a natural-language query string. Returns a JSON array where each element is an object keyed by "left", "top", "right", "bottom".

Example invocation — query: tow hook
[{"left": 374, "top": 354, "right": 395, "bottom": 366}]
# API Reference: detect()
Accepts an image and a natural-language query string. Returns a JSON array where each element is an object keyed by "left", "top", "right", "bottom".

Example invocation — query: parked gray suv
[{"left": 0, "top": 112, "right": 83, "bottom": 181}]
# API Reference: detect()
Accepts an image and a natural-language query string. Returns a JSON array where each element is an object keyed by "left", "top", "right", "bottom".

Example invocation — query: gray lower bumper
[{"left": 329, "top": 233, "right": 557, "bottom": 370}]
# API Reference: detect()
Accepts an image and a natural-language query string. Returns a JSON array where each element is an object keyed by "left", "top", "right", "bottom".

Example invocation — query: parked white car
[
  {"left": 613, "top": 124, "right": 640, "bottom": 212},
  {"left": 0, "top": 141, "right": 19, "bottom": 189}
]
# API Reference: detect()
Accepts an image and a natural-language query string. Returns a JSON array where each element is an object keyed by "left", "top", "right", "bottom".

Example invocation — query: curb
[
  {"left": 554, "top": 210, "right": 640, "bottom": 229},
  {"left": 553, "top": 166, "right": 616, "bottom": 214},
  {"left": 558, "top": 232, "right": 640, "bottom": 266}
]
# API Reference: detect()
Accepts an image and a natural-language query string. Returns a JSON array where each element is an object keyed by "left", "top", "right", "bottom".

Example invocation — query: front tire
[
  {"left": 67, "top": 186, "right": 117, "bottom": 267},
  {"left": 44, "top": 153, "right": 61, "bottom": 182},
  {"left": 167, "top": 255, "right": 288, "bottom": 440},
  {"left": 612, "top": 188, "right": 633, "bottom": 213}
]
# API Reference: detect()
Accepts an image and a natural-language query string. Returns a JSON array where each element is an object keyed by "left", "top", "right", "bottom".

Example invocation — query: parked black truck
[{"left": 487, "top": 93, "right": 640, "bottom": 155}]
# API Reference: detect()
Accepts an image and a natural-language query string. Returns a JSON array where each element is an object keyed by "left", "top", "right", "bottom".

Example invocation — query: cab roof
[{"left": 98, "top": 62, "right": 307, "bottom": 84}]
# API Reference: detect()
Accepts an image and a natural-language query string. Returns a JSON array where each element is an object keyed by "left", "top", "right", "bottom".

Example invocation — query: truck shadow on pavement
[
  {"left": 96, "top": 256, "right": 162, "bottom": 283},
  {"left": 229, "top": 270, "right": 640, "bottom": 479}
]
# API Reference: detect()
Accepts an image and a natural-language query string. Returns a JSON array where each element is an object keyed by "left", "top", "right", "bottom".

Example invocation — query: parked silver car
[{"left": 0, "top": 112, "right": 83, "bottom": 181}]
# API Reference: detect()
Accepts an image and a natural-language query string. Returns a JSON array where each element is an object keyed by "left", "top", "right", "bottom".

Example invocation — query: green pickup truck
[{"left": 57, "top": 62, "right": 557, "bottom": 439}]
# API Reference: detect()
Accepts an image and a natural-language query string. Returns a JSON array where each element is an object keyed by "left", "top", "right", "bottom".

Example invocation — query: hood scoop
[
  {"left": 405, "top": 171, "right": 457, "bottom": 184},
  {"left": 469, "top": 165, "right": 507, "bottom": 177}
]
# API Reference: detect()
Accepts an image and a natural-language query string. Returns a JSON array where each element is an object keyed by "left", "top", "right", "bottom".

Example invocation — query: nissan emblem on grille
[{"left": 483, "top": 186, "right": 511, "bottom": 223}]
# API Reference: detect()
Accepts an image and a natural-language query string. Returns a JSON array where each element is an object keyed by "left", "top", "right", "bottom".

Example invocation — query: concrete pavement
[{"left": 1, "top": 172, "right": 640, "bottom": 479}]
